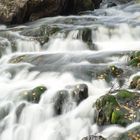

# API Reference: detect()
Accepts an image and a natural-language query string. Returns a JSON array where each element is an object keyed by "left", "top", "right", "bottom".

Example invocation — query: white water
[{"left": 0, "top": 2, "right": 140, "bottom": 140}]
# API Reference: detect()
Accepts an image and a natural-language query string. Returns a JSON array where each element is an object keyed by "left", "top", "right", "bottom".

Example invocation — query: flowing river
[{"left": 0, "top": 1, "right": 140, "bottom": 140}]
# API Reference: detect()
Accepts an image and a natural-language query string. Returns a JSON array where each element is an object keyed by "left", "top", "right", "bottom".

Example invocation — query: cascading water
[{"left": 0, "top": 2, "right": 140, "bottom": 140}]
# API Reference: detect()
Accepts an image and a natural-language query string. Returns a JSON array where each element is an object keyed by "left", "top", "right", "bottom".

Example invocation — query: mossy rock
[
  {"left": 116, "top": 125, "right": 140, "bottom": 140},
  {"left": 96, "top": 65, "right": 123, "bottom": 83},
  {"left": 9, "top": 55, "right": 27, "bottom": 63},
  {"left": 95, "top": 90, "right": 140, "bottom": 127},
  {"left": 129, "top": 76, "right": 140, "bottom": 90},
  {"left": 21, "top": 86, "right": 47, "bottom": 103},
  {"left": 128, "top": 51, "right": 140, "bottom": 67}
]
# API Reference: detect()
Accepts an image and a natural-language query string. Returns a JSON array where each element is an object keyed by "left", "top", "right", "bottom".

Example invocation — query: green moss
[
  {"left": 96, "top": 95, "right": 118, "bottom": 110},
  {"left": 22, "top": 86, "right": 47, "bottom": 103},
  {"left": 95, "top": 89, "right": 140, "bottom": 127},
  {"left": 116, "top": 90, "right": 135, "bottom": 100}
]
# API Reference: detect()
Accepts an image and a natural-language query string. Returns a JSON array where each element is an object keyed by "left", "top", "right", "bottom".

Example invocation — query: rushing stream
[{"left": 0, "top": 2, "right": 140, "bottom": 140}]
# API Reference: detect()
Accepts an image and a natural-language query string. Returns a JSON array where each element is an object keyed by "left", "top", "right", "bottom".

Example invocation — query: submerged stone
[
  {"left": 15, "top": 102, "right": 26, "bottom": 122},
  {"left": 0, "top": 103, "right": 12, "bottom": 121}
]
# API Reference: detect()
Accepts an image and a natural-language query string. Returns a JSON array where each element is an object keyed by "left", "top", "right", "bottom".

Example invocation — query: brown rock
[{"left": 0, "top": 0, "right": 102, "bottom": 24}]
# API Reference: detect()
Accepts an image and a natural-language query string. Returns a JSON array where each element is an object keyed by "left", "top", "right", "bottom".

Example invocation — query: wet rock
[
  {"left": 95, "top": 90, "right": 140, "bottom": 127},
  {"left": 129, "top": 76, "right": 140, "bottom": 90},
  {"left": 82, "top": 135, "right": 106, "bottom": 140},
  {"left": 128, "top": 51, "right": 140, "bottom": 67},
  {"left": 54, "top": 90, "right": 69, "bottom": 115},
  {"left": 0, "top": 103, "right": 12, "bottom": 121},
  {"left": 9, "top": 55, "right": 27, "bottom": 63},
  {"left": 116, "top": 125, "right": 140, "bottom": 140},
  {"left": 81, "top": 28, "right": 92, "bottom": 45},
  {"left": 15, "top": 102, "right": 26, "bottom": 122},
  {"left": 96, "top": 65, "right": 123, "bottom": 83},
  {"left": 21, "top": 86, "right": 47, "bottom": 103},
  {"left": 107, "top": 2, "right": 117, "bottom": 7},
  {"left": 72, "top": 84, "right": 88, "bottom": 105},
  {"left": 0, "top": 0, "right": 102, "bottom": 24},
  {"left": 21, "top": 25, "right": 61, "bottom": 44}
]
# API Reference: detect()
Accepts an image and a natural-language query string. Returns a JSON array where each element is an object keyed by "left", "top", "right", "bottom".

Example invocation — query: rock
[
  {"left": 81, "top": 28, "right": 92, "bottom": 45},
  {"left": 96, "top": 65, "right": 123, "bottom": 83},
  {"left": 9, "top": 55, "right": 27, "bottom": 63},
  {"left": 21, "top": 86, "right": 47, "bottom": 103},
  {"left": 72, "top": 84, "right": 88, "bottom": 105},
  {"left": 116, "top": 125, "right": 140, "bottom": 140},
  {"left": 129, "top": 76, "right": 140, "bottom": 90},
  {"left": 54, "top": 90, "right": 69, "bottom": 115},
  {"left": 0, "top": 0, "right": 102, "bottom": 24},
  {"left": 21, "top": 25, "right": 61, "bottom": 45},
  {"left": 0, "top": 103, "right": 12, "bottom": 121},
  {"left": 82, "top": 135, "right": 106, "bottom": 140},
  {"left": 95, "top": 90, "right": 140, "bottom": 127},
  {"left": 128, "top": 51, "right": 140, "bottom": 67},
  {"left": 107, "top": 2, "right": 117, "bottom": 7},
  {"left": 15, "top": 102, "right": 26, "bottom": 122}
]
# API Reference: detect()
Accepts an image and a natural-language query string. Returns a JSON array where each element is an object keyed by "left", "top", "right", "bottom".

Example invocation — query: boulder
[
  {"left": 116, "top": 125, "right": 140, "bottom": 140},
  {"left": 54, "top": 83, "right": 88, "bottom": 115},
  {"left": 54, "top": 90, "right": 69, "bottom": 115},
  {"left": 72, "top": 84, "right": 88, "bottom": 105},
  {"left": 95, "top": 90, "right": 140, "bottom": 127},
  {"left": 0, "top": 0, "right": 102, "bottom": 24},
  {"left": 20, "top": 86, "right": 47, "bottom": 103}
]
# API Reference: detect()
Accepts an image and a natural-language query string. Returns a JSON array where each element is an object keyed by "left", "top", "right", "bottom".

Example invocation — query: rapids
[{"left": 0, "top": 1, "right": 140, "bottom": 140}]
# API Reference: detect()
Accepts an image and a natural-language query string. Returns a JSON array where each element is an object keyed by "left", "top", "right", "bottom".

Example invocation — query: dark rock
[
  {"left": 72, "top": 84, "right": 88, "bottom": 105},
  {"left": 95, "top": 90, "right": 140, "bottom": 127},
  {"left": 21, "top": 86, "right": 47, "bottom": 103},
  {"left": 0, "top": 0, "right": 102, "bottom": 24},
  {"left": 54, "top": 90, "right": 69, "bottom": 115},
  {"left": 107, "top": 2, "right": 117, "bottom": 7},
  {"left": 81, "top": 28, "right": 92, "bottom": 45},
  {"left": 82, "top": 135, "right": 106, "bottom": 140}
]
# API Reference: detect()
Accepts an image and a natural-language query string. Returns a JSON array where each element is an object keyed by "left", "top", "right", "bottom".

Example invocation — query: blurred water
[{"left": 0, "top": 2, "right": 140, "bottom": 140}]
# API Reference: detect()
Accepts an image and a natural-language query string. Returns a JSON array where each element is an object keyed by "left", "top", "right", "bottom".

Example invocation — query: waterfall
[{"left": 0, "top": 2, "right": 140, "bottom": 140}]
